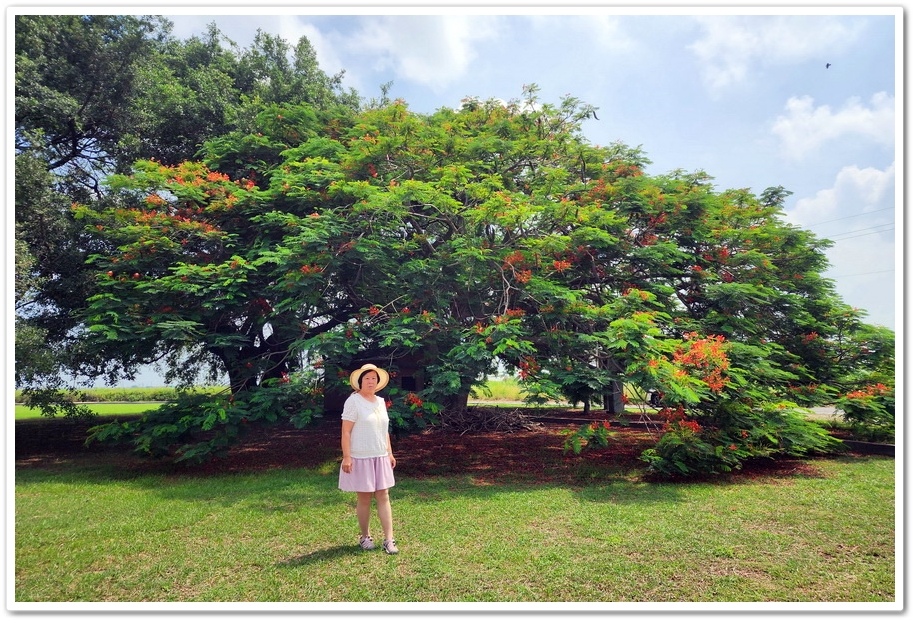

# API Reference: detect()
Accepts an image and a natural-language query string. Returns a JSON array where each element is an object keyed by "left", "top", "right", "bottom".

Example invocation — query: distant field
[{"left": 14, "top": 402, "right": 162, "bottom": 420}]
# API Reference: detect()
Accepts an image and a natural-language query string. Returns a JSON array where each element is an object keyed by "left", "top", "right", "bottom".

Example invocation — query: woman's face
[{"left": 361, "top": 371, "right": 379, "bottom": 391}]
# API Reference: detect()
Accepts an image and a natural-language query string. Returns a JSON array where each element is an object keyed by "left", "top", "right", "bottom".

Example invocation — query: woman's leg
[
  {"left": 356, "top": 491, "right": 374, "bottom": 536},
  {"left": 375, "top": 488, "right": 394, "bottom": 541}
]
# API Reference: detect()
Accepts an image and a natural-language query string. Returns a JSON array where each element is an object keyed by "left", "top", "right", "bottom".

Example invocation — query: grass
[
  {"left": 14, "top": 402, "right": 161, "bottom": 420},
  {"left": 13, "top": 452, "right": 896, "bottom": 606},
  {"left": 14, "top": 386, "right": 226, "bottom": 404},
  {"left": 472, "top": 377, "right": 526, "bottom": 401}
]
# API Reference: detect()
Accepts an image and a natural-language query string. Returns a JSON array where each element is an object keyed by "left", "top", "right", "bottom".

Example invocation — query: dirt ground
[{"left": 13, "top": 410, "right": 834, "bottom": 484}]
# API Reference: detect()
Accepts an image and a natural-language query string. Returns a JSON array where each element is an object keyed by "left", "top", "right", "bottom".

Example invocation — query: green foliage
[
  {"left": 639, "top": 401, "right": 842, "bottom": 477},
  {"left": 834, "top": 383, "right": 895, "bottom": 442},
  {"left": 18, "top": 388, "right": 97, "bottom": 421},
  {"left": 640, "top": 420, "right": 743, "bottom": 477},
  {"left": 17, "top": 17, "right": 895, "bottom": 473},
  {"left": 86, "top": 370, "right": 325, "bottom": 462},
  {"left": 562, "top": 420, "right": 615, "bottom": 454},
  {"left": 15, "top": 15, "right": 170, "bottom": 174},
  {"left": 67, "top": 85, "right": 891, "bottom": 472},
  {"left": 14, "top": 16, "right": 361, "bottom": 395},
  {"left": 14, "top": 150, "right": 93, "bottom": 386},
  {"left": 384, "top": 385, "right": 442, "bottom": 430}
]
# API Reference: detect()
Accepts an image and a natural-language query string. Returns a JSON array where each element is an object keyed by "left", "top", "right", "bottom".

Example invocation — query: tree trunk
[
  {"left": 604, "top": 380, "right": 625, "bottom": 415},
  {"left": 444, "top": 389, "right": 471, "bottom": 413}
]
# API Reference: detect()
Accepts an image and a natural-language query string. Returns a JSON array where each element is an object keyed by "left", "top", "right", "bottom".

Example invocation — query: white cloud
[
  {"left": 770, "top": 92, "right": 895, "bottom": 159},
  {"left": 790, "top": 162, "right": 895, "bottom": 227},
  {"left": 788, "top": 163, "right": 896, "bottom": 329},
  {"left": 688, "top": 15, "right": 863, "bottom": 93},
  {"left": 581, "top": 14, "right": 631, "bottom": 48},
  {"left": 294, "top": 23, "right": 348, "bottom": 77},
  {"left": 331, "top": 15, "right": 501, "bottom": 92},
  {"left": 526, "top": 14, "right": 634, "bottom": 52},
  {"left": 165, "top": 14, "right": 502, "bottom": 93}
]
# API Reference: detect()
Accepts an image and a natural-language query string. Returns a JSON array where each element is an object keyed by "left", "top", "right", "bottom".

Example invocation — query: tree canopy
[
  {"left": 14, "top": 15, "right": 359, "bottom": 387},
  {"left": 73, "top": 87, "right": 892, "bottom": 473}
]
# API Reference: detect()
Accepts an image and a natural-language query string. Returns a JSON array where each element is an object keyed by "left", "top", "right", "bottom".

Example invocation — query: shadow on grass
[{"left": 277, "top": 544, "right": 357, "bottom": 567}]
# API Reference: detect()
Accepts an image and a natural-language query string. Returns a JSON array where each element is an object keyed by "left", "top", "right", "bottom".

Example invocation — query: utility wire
[
  {"left": 824, "top": 222, "right": 894, "bottom": 239},
  {"left": 804, "top": 206, "right": 894, "bottom": 227},
  {"left": 829, "top": 225, "right": 895, "bottom": 242},
  {"left": 830, "top": 269, "right": 895, "bottom": 278}
]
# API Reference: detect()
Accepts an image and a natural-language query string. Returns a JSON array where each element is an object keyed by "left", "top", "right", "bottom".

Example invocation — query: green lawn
[{"left": 13, "top": 450, "right": 897, "bottom": 606}]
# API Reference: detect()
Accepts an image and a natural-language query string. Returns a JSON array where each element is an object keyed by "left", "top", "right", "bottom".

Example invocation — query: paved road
[{"left": 807, "top": 406, "right": 842, "bottom": 420}]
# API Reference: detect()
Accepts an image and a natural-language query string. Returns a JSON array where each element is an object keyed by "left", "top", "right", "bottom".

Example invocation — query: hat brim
[{"left": 349, "top": 365, "right": 389, "bottom": 391}]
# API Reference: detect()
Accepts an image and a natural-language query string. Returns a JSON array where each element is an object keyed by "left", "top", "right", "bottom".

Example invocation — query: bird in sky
[{"left": 826, "top": 63, "right": 832, "bottom": 68}]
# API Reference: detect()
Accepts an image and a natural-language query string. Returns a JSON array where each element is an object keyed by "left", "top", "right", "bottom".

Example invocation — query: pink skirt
[{"left": 339, "top": 455, "right": 396, "bottom": 492}]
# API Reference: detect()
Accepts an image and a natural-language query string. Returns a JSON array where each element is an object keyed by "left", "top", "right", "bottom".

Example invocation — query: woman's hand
[
  {"left": 389, "top": 453, "right": 396, "bottom": 469},
  {"left": 341, "top": 457, "right": 353, "bottom": 473}
]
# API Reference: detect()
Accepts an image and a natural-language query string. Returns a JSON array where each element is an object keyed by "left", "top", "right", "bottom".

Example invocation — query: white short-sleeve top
[{"left": 341, "top": 393, "right": 390, "bottom": 459}]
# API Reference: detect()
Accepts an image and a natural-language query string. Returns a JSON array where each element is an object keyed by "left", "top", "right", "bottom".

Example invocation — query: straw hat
[{"left": 349, "top": 363, "right": 390, "bottom": 391}]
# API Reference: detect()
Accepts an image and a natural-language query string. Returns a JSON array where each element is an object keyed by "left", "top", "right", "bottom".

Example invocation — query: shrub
[
  {"left": 86, "top": 371, "right": 325, "bottom": 463},
  {"left": 562, "top": 420, "right": 615, "bottom": 454},
  {"left": 834, "top": 383, "right": 895, "bottom": 443},
  {"left": 639, "top": 401, "right": 841, "bottom": 478}
]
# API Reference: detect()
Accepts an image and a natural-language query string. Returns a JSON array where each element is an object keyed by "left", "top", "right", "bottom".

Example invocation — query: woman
[{"left": 338, "top": 363, "right": 399, "bottom": 554}]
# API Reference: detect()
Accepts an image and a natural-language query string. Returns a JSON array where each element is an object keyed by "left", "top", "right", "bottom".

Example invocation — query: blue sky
[
  {"left": 7, "top": 3, "right": 903, "bottom": 389},
  {"left": 162, "top": 5, "right": 900, "bottom": 333}
]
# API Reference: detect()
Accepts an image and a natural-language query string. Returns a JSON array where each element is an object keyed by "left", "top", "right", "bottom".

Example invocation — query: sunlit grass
[
  {"left": 14, "top": 403, "right": 161, "bottom": 420},
  {"left": 14, "top": 454, "right": 895, "bottom": 605}
]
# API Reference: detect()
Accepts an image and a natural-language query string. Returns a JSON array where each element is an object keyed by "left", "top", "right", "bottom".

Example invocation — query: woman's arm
[
  {"left": 386, "top": 432, "right": 396, "bottom": 469},
  {"left": 341, "top": 420, "right": 355, "bottom": 473}
]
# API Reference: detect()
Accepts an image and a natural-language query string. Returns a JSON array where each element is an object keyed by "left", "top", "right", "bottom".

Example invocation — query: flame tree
[{"left": 76, "top": 87, "right": 892, "bottom": 474}]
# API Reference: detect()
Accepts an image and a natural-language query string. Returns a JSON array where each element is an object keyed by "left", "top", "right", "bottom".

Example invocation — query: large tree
[
  {"left": 14, "top": 16, "right": 361, "bottom": 395},
  {"left": 75, "top": 89, "right": 891, "bottom": 473}
]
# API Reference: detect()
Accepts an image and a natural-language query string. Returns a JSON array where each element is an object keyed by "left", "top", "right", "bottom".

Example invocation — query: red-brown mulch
[{"left": 13, "top": 412, "right": 843, "bottom": 484}]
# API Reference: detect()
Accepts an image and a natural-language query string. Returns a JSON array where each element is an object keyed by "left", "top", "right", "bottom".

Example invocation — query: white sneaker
[{"left": 359, "top": 535, "right": 375, "bottom": 550}]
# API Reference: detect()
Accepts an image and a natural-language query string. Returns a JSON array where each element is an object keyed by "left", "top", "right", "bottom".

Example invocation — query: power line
[
  {"left": 824, "top": 222, "right": 894, "bottom": 239},
  {"left": 804, "top": 207, "right": 894, "bottom": 227},
  {"left": 830, "top": 269, "right": 895, "bottom": 278},
  {"left": 829, "top": 225, "right": 895, "bottom": 242}
]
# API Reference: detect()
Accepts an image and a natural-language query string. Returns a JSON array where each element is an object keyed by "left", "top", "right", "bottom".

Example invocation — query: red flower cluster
[
  {"left": 845, "top": 383, "right": 890, "bottom": 399},
  {"left": 496, "top": 308, "right": 525, "bottom": 321},
  {"left": 663, "top": 419, "right": 702, "bottom": 434},
  {"left": 518, "top": 356, "right": 540, "bottom": 380},
  {"left": 403, "top": 393, "right": 424, "bottom": 418},
  {"left": 206, "top": 171, "right": 230, "bottom": 183},
  {"left": 658, "top": 405, "right": 686, "bottom": 421},
  {"left": 503, "top": 250, "right": 525, "bottom": 268},
  {"left": 673, "top": 333, "right": 730, "bottom": 392},
  {"left": 404, "top": 392, "right": 424, "bottom": 408}
]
